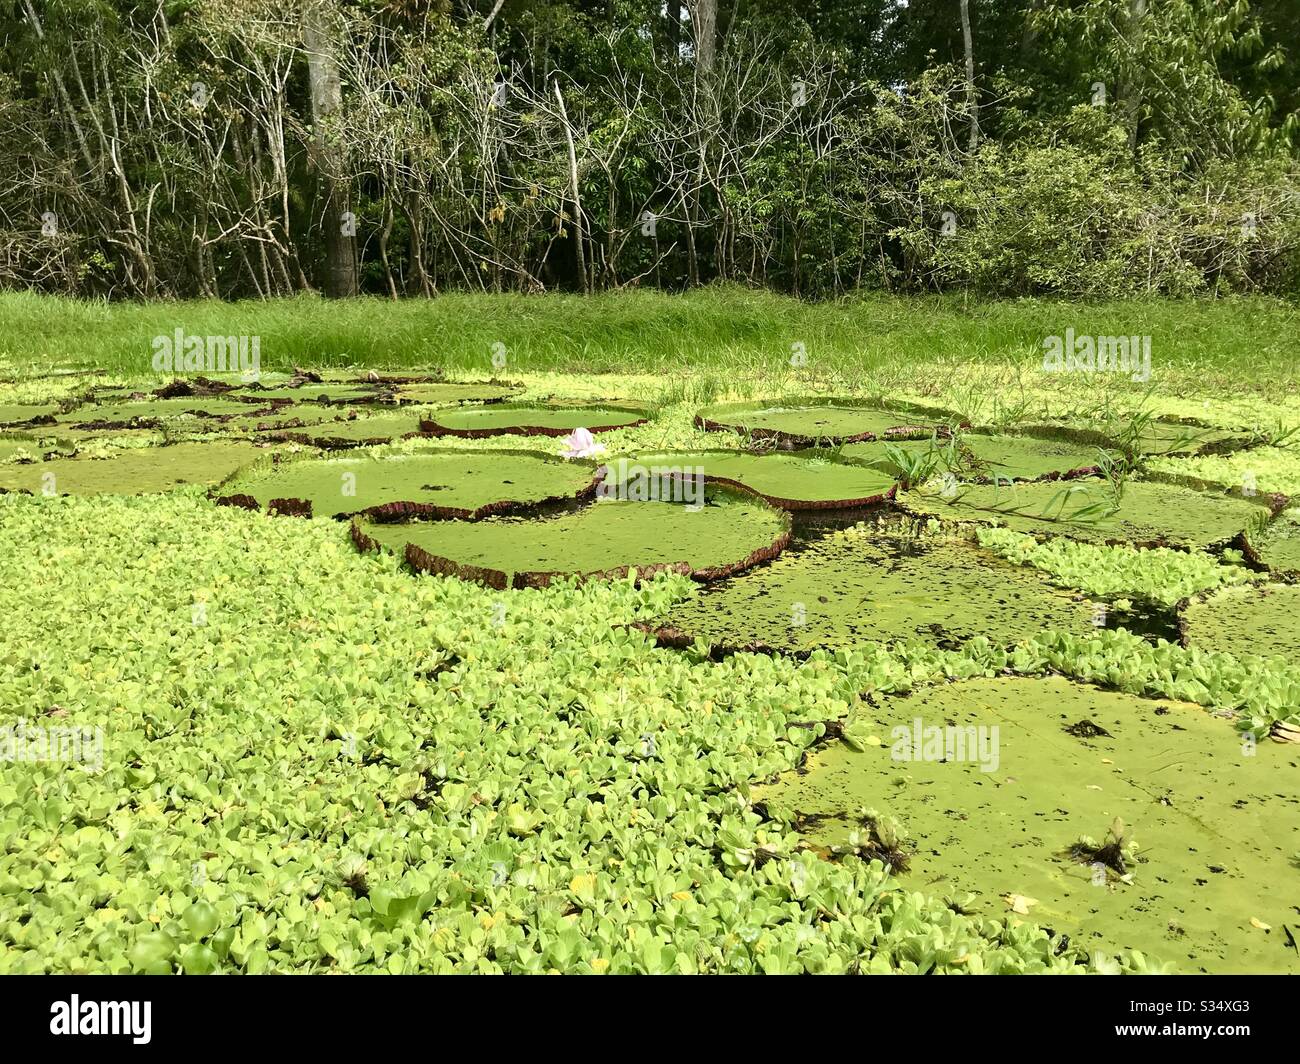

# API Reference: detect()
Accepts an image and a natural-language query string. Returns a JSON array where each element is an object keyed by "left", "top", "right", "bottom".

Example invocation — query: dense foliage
[{"left": 1, "top": 0, "right": 1297, "bottom": 299}]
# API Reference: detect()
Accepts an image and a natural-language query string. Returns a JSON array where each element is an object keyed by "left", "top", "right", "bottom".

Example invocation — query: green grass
[{"left": 1, "top": 288, "right": 1296, "bottom": 393}]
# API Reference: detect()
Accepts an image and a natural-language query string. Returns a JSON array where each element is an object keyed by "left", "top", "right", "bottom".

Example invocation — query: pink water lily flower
[{"left": 560, "top": 427, "right": 606, "bottom": 459}]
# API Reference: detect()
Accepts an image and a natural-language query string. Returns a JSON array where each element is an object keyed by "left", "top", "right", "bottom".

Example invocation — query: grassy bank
[{"left": 1, "top": 288, "right": 1296, "bottom": 392}]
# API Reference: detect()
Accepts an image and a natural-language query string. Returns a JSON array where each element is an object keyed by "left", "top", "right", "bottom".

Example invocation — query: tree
[
  {"left": 960, "top": 0, "right": 979, "bottom": 150},
  {"left": 302, "top": 0, "right": 358, "bottom": 297}
]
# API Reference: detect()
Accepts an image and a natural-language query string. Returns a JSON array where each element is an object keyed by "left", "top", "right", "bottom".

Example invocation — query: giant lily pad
[
  {"left": 649, "top": 527, "right": 1093, "bottom": 653},
  {"left": 1179, "top": 583, "right": 1300, "bottom": 661},
  {"left": 270, "top": 413, "right": 426, "bottom": 449},
  {"left": 900, "top": 476, "right": 1268, "bottom": 549},
  {"left": 353, "top": 491, "right": 791, "bottom": 589},
  {"left": 756, "top": 675, "right": 1300, "bottom": 974},
  {"left": 229, "top": 383, "right": 382, "bottom": 404},
  {"left": 602, "top": 450, "right": 897, "bottom": 509},
  {"left": 0, "top": 402, "right": 59, "bottom": 426},
  {"left": 55, "top": 397, "right": 271, "bottom": 428},
  {"left": 419, "top": 402, "right": 648, "bottom": 438},
  {"left": 958, "top": 432, "right": 1108, "bottom": 481},
  {"left": 1245, "top": 510, "right": 1300, "bottom": 575},
  {"left": 224, "top": 408, "right": 347, "bottom": 437},
  {"left": 0, "top": 433, "right": 38, "bottom": 463},
  {"left": 1122, "top": 418, "right": 1253, "bottom": 457},
  {"left": 694, "top": 398, "right": 958, "bottom": 447},
  {"left": 218, "top": 449, "right": 602, "bottom": 520},
  {"left": 0, "top": 441, "right": 272, "bottom": 496},
  {"left": 842, "top": 430, "right": 1108, "bottom": 484},
  {"left": 391, "top": 382, "right": 519, "bottom": 405}
]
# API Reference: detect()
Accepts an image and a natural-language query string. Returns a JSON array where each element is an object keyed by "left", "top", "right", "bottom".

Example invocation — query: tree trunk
[
  {"left": 302, "top": 0, "right": 357, "bottom": 298},
  {"left": 666, "top": 3, "right": 682, "bottom": 62},
  {"left": 1122, "top": 0, "right": 1148, "bottom": 152},
  {"left": 553, "top": 80, "right": 589, "bottom": 293},
  {"left": 690, "top": 0, "right": 717, "bottom": 76},
  {"left": 1019, "top": 0, "right": 1041, "bottom": 62},
  {"left": 960, "top": 0, "right": 979, "bottom": 151}
]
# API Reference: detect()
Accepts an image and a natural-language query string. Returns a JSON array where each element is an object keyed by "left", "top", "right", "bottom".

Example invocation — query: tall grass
[{"left": 0, "top": 286, "right": 1295, "bottom": 392}]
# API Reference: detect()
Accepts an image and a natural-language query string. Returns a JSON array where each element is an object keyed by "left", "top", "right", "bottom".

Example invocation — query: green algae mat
[
  {"left": 650, "top": 527, "right": 1094, "bottom": 653},
  {"left": 420, "top": 402, "right": 648, "bottom": 438},
  {"left": 1180, "top": 583, "right": 1300, "bottom": 661},
  {"left": 604, "top": 450, "right": 897, "bottom": 509},
  {"left": 901, "top": 477, "right": 1267, "bottom": 548},
  {"left": 0, "top": 441, "right": 270, "bottom": 495},
  {"left": 354, "top": 493, "right": 791, "bottom": 588},
  {"left": 219, "top": 449, "right": 601, "bottom": 519},
  {"left": 756, "top": 675, "right": 1300, "bottom": 974},
  {"left": 695, "top": 398, "right": 956, "bottom": 446}
]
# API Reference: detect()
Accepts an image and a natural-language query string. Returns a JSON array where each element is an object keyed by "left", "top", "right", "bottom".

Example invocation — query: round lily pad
[
  {"left": 960, "top": 432, "right": 1106, "bottom": 481},
  {"left": 755, "top": 675, "right": 1300, "bottom": 974},
  {"left": 648, "top": 528, "right": 1092, "bottom": 653},
  {"left": 1245, "top": 511, "right": 1300, "bottom": 575},
  {"left": 55, "top": 397, "right": 272, "bottom": 428},
  {"left": 0, "top": 402, "right": 59, "bottom": 426},
  {"left": 419, "top": 402, "right": 648, "bottom": 438},
  {"left": 1179, "top": 583, "right": 1300, "bottom": 661},
  {"left": 218, "top": 449, "right": 602, "bottom": 520},
  {"left": 0, "top": 441, "right": 272, "bottom": 495},
  {"left": 900, "top": 476, "right": 1268, "bottom": 549},
  {"left": 229, "top": 383, "right": 383, "bottom": 404},
  {"left": 0, "top": 433, "right": 40, "bottom": 463},
  {"left": 694, "top": 398, "right": 958, "bottom": 447},
  {"left": 841, "top": 431, "right": 1104, "bottom": 483},
  {"left": 353, "top": 491, "right": 791, "bottom": 589},
  {"left": 271, "top": 413, "right": 426, "bottom": 449},
  {"left": 603, "top": 450, "right": 897, "bottom": 509},
  {"left": 391, "top": 382, "right": 519, "bottom": 405},
  {"left": 224, "top": 408, "right": 348, "bottom": 436},
  {"left": 1124, "top": 418, "right": 1252, "bottom": 457}
]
